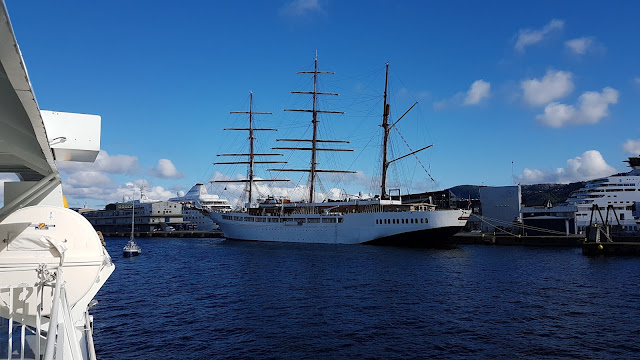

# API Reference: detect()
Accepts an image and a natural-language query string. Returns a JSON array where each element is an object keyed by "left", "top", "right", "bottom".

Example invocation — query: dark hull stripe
[{"left": 364, "top": 226, "right": 465, "bottom": 246}]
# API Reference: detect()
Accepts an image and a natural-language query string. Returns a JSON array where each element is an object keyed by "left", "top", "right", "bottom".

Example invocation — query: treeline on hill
[{"left": 448, "top": 182, "right": 586, "bottom": 207}]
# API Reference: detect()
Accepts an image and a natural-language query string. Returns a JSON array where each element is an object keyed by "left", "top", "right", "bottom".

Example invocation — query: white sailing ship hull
[{"left": 212, "top": 209, "right": 471, "bottom": 245}]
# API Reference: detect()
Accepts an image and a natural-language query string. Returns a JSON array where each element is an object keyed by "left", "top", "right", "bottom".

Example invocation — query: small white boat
[
  {"left": 123, "top": 238, "right": 141, "bottom": 257},
  {"left": 123, "top": 194, "right": 141, "bottom": 257}
]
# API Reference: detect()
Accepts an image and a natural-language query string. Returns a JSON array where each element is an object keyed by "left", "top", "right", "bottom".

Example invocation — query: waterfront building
[
  {"left": 83, "top": 201, "right": 185, "bottom": 233},
  {"left": 520, "top": 201, "right": 578, "bottom": 235},
  {"left": 479, "top": 185, "right": 521, "bottom": 233}
]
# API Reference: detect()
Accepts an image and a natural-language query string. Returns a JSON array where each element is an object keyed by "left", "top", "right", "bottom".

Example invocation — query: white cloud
[
  {"left": 623, "top": 139, "right": 640, "bottom": 155},
  {"left": 66, "top": 171, "right": 113, "bottom": 188},
  {"left": 515, "top": 19, "right": 564, "bottom": 52},
  {"left": 61, "top": 178, "right": 177, "bottom": 208},
  {"left": 151, "top": 159, "right": 185, "bottom": 179},
  {"left": 280, "top": 0, "right": 323, "bottom": 17},
  {"left": 57, "top": 150, "right": 139, "bottom": 175},
  {"left": 521, "top": 70, "right": 574, "bottom": 106},
  {"left": 634, "top": 77, "right": 640, "bottom": 85},
  {"left": 519, "top": 150, "right": 616, "bottom": 184},
  {"left": 565, "top": 37, "right": 594, "bottom": 55},
  {"left": 464, "top": 80, "right": 491, "bottom": 105},
  {"left": 435, "top": 79, "right": 491, "bottom": 109},
  {"left": 536, "top": 87, "right": 619, "bottom": 128}
]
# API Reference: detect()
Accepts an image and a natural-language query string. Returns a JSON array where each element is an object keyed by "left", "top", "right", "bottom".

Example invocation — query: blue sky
[{"left": 4, "top": 0, "right": 640, "bottom": 208}]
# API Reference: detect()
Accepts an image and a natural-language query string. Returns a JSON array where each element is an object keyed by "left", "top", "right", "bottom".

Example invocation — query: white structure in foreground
[{"left": 0, "top": 2, "right": 113, "bottom": 359}]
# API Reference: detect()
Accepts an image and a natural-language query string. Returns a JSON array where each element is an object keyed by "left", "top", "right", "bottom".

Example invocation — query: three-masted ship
[{"left": 210, "top": 58, "right": 471, "bottom": 245}]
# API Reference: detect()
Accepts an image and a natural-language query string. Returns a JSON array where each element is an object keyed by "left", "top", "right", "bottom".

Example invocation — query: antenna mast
[
  {"left": 273, "top": 54, "right": 355, "bottom": 203},
  {"left": 213, "top": 92, "right": 288, "bottom": 205}
]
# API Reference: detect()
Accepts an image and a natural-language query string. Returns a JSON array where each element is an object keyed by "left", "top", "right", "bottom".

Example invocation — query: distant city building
[
  {"left": 479, "top": 185, "right": 521, "bottom": 233},
  {"left": 82, "top": 201, "right": 185, "bottom": 233}
]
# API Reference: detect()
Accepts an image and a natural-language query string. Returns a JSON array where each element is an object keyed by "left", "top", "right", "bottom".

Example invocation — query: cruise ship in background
[
  {"left": 567, "top": 156, "right": 640, "bottom": 232},
  {"left": 169, "top": 183, "right": 232, "bottom": 231}
]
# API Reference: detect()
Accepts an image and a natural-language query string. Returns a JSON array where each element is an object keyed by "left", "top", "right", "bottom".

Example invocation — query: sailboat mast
[
  {"left": 381, "top": 62, "right": 390, "bottom": 199},
  {"left": 213, "top": 92, "right": 289, "bottom": 207},
  {"left": 248, "top": 92, "right": 255, "bottom": 203},
  {"left": 310, "top": 57, "right": 319, "bottom": 202},
  {"left": 276, "top": 55, "right": 355, "bottom": 203},
  {"left": 379, "top": 63, "right": 429, "bottom": 199},
  {"left": 131, "top": 190, "right": 135, "bottom": 240}
]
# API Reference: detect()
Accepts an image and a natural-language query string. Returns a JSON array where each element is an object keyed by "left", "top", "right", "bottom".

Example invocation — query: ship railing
[
  {"left": 1, "top": 255, "right": 97, "bottom": 360},
  {"left": 0, "top": 263, "right": 88, "bottom": 360},
  {"left": 1, "top": 282, "right": 43, "bottom": 360}
]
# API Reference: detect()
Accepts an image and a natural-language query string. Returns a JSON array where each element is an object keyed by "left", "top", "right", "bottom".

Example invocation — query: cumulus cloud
[
  {"left": 536, "top": 87, "right": 619, "bottom": 128},
  {"left": 61, "top": 178, "right": 177, "bottom": 208},
  {"left": 151, "top": 159, "right": 185, "bottom": 179},
  {"left": 519, "top": 150, "right": 616, "bottom": 184},
  {"left": 521, "top": 70, "right": 574, "bottom": 106},
  {"left": 435, "top": 79, "right": 491, "bottom": 109},
  {"left": 515, "top": 19, "right": 564, "bottom": 52},
  {"left": 54, "top": 150, "right": 187, "bottom": 207},
  {"left": 280, "top": 0, "right": 324, "bottom": 17},
  {"left": 57, "top": 150, "right": 139, "bottom": 175},
  {"left": 565, "top": 37, "right": 594, "bottom": 55},
  {"left": 66, "top": 171, "right": 113, "bottom": 188},
  {"left": 464, "top": 80, "right": 491, "bottom": 105},
  {"left": 624, "top": 139, "right": 640, "bottom": 155}
]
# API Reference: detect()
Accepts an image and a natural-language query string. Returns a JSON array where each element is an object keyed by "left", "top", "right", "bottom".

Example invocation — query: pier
[
  {"left": 102, "top": 230, "right": 224, "bottom": 238},
  {"left": 455, "top": 232, "right": 586, "bottom": 247},
  {"left": 581, "top": 224, "right": 640, "bottom": 256}
]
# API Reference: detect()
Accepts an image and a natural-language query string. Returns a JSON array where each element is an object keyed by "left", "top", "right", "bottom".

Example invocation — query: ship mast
[
  {"left": 380, "top": 62, "right": 431, "bottom": 199},
  {"left": 381, "top": 63, "right": 390, "bottom": 199},
  {"left": 213, "top": 92, "right": 288, "bottom": 205},
  {"left": 271, "top": 55, "right": 355, "bottom": 203}
]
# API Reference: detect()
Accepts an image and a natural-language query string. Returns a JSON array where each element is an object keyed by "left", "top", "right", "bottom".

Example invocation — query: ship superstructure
[
  {"left": 169, "top": 183, "right": 232, "bottom": 230},
  {"left": 566, "top": 156, "right": 640, "bottom": 232}
]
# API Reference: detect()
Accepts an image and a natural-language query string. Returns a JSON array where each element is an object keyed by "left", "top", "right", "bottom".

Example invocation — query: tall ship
[
  {"left": 210, "top": 59, "right": 471, "bottom": 245},
  {"left": 169, "top": 183, "right": 232, "bottom": 231},
  {"left": 566, "top": 156, "right": 640, "bottom": 232}
]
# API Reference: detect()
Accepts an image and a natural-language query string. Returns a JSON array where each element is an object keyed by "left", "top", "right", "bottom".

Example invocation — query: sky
[{"left": 3, "top": 0, "right": 640, "bottom": 208}]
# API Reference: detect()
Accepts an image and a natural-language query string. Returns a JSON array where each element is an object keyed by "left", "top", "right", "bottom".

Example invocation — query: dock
[
  {"left": 582, "top": 224, "right": 640, "bottom": 256},
  {"left": 455, "top": 232, "right": 585, "bottom": 247},
  {"left": 582, "top": 241, "right": 640, "bottom": 256},
  {"left": 102, "top": 230, "right": 224, "bottom": 238}
]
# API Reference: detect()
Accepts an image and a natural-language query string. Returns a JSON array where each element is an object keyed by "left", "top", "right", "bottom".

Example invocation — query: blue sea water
[{"left": 94, "top": 237, "right": 640, "bottom": 359}]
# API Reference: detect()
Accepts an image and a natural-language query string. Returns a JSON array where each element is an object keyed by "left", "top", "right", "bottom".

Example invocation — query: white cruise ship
[
  {"left": 210, "top": 60, "right": 471, "bottom": 245},
  {"left": 567, "top": 156, "right": 640, "bottom": 232},
  {"left": 169, "top": 183, "right": 232, "bottom": 231}
]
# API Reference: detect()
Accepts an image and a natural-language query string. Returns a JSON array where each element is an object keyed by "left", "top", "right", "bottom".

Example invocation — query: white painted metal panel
[{"left": 41, "top": 111, "right": 101, "bottom": 163}]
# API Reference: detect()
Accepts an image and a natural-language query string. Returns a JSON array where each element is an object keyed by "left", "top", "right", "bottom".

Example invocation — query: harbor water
[{"left": 94, "top": 237, "right": 640, "bottom": 359}]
